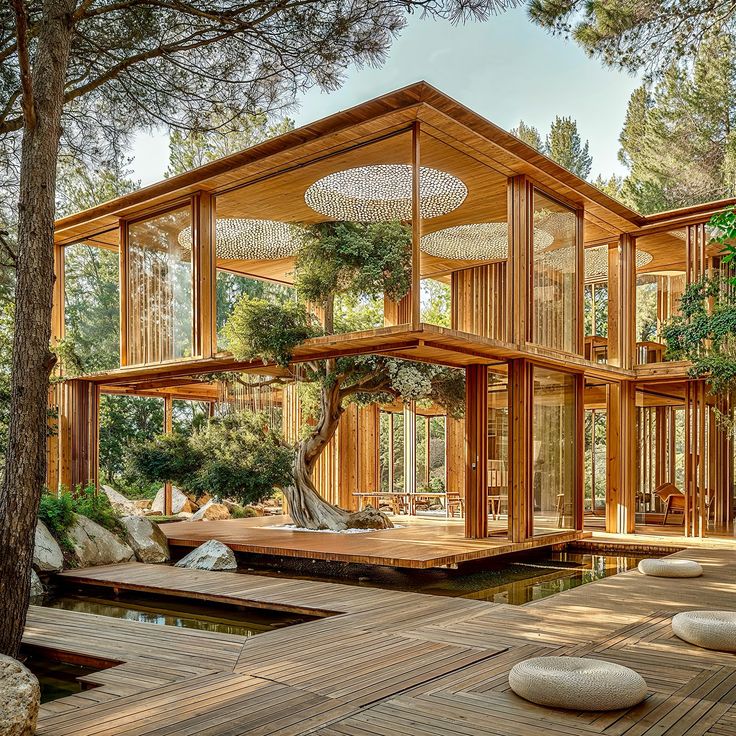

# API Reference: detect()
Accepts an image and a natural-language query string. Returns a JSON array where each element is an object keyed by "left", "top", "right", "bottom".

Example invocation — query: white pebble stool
[
  {"left": 672, "top": 611, "right": 736, "bottom": 652},
  {"left": 637, "top": 558, "right": 703, "bottom": 578},
  {"left": 508, "top": 656, "right": 647, "bottom": 711}
]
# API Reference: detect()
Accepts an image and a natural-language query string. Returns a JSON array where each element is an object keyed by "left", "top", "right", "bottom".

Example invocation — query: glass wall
[
  {"left": 419, "top": 127, "right": 509, "bottom": 340},
  {"left": 532, "top": 367, "right": 577, "bottom": 535},
  {"left": 213, "top": 130, "right": 413, "bottom": 345},
  {"left": 63, "top": 235, "right": 120, "bottom": 373},
  {"left": 127, "top": 206, "right": 193, "bottom": 365},
  {"left": 532, "top": 191, "right": 579, "bottom": 353}
]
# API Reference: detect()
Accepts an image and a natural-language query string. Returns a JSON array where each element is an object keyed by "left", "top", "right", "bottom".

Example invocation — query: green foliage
[
  {"left": 421, "top": 280, "right": 451, "bottom": 327},
  {"left": 528, "top": 0, "right": 735, "bottom": 75},
  {"left": 223, "top": 298, "right": 320, "bottom": 367},
  {"left": 72, "top": 484, "right": 123, "bottom": 535},
  {"left": 295, "top": 221, "right": 412, "bottom": 314},
  {"left": 38, "top": 491, "right": 75, "bottom": 550},
  {"left": 545, "top": 116, "right": 592, "bottom": 179},
  {"left": 230, "top": 504, "right": 260, "bottom": 518},
  {"left": 617, "top": 39, "right": 736, "bottom": 213},
  {"left": 661, "top": 209, "right": 736, "bottom": 396},
  {"left": 38, "top": 484, "right": 123, "bottom": 549},
  {"left": 713, "top": 207, "right": 736, "bottom": 271},
  {"left": 510, "top": 120, "right": 544, "bottom": 150},
  {"left": 132, "top": 412, "right": 292, "bottom": 507}
]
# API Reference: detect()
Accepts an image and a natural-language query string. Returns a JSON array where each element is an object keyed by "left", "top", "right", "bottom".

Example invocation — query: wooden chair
[
  {"left": 655, "top": 482, "right": 686, "bottom": 525},
  {"left": 446, "top": 493, "right": 464, "bottom": 518}
]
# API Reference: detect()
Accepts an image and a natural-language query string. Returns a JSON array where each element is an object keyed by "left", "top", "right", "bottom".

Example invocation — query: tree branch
[{"left": 10, "top": 0, "right": 35, "bottom": 130}]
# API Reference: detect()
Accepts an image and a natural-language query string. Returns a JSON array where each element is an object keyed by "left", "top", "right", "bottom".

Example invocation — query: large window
[
  {"left": 127, "top": 206, "right": 193, "bottom": 365},
  {"left": 532, "top": 367, "right": 577, "bottom": 535},
  {"left": 532, "top": 191, "right": 579, "bottom": 353}
]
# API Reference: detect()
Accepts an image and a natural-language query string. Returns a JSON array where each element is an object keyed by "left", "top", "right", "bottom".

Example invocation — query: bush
[
  {"left": 73, "top": 484, "right": 122, "bottom": 534},
  {"left": 38, "top": 491, "right": 75, "bottom": 549},
  {"left": 230, "top": 504, "right": 259, "bottom": 518}
]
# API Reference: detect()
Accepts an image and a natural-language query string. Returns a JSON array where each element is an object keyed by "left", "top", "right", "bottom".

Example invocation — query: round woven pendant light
[
  {"left": 304, "top": 164, "right": 467, "bottom": 222},
  {"left": 178, "top": 218, "right": 304, "bottom": 259}
]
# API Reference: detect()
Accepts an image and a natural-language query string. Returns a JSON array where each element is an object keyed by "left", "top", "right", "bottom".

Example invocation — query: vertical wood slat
[
  {"left": 196, "top": 192, "right": 215, "bottom": 359},
  {"left": 450, "top": 263, "right": 507, "bottom": 340},
  {"left": 164, "top": 394, "right": 173, "bottom": 516},
  {"left": 507, "top": 175, "right": 529, "bottom": 346},
  {"left": 606, "top": 380, "right": 636, "bottom": 534},
  {"left": 464, "top": 365, "right": 488, "bottom": 539},
  {"left": 119, "top": 220, "right": 129, "bottom": 367}
]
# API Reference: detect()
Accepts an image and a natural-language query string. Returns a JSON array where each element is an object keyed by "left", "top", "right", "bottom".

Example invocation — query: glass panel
[
  {"left": 532, "top": 191, "right": 578, "bottom": 353},
  {"left": 532, "top": 367, "right": 576, "bottom": 535},
  {"left": 63, "top": 237, "right": 120, "bottom": 373},
  {"left": 393, "top": 412, "right": 405, "bottom": 491},
  {"left": 379, "top": 411, "right": 391, "bottom": 492},
  {"left": 213, "top": 130, "right": 413, "bottom": 346},
  {"left": 419, "top": 128, "right": 509, "bottom": 340},
  {"left": 488, "top": 366, "right": 509, "bottom": 536},
  {"left": 584, "top": 408, "right": 607, "bottom": 514},
  {"left": 634, "top": 229, "right": 686, "bottom": 363},
  {"left": 428, "top": 416, "right": 447, "bottom": 490},
  {"left": 128, "top": 206, "right": 193, "bottom": 365},
  {"left": 416, "top": 416, "right": 427, "bottom": 490}
]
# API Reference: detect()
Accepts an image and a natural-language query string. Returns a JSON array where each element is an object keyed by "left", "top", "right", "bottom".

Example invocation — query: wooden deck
[
  {"left": 159, "top": 514, "right": 585, "bottom": 568},
  {"left": 27, "top": 545, "right": 736, "bottom": 735}
]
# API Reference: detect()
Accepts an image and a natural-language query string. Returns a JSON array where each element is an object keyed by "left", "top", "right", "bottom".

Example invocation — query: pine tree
[
  {"left": 511, "top": 120, "right": 543, "bottom": 151},
  {"left": 618, "top": 37, "right": 736, "bottom": 213},
  {"left": 545, "top": 116, "right": 593, "bottom": 179}
]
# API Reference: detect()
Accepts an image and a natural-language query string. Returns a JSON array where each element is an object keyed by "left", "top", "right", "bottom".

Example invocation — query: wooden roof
[{"left": 54, "top": 81, "right": 645, "bottom": 247}]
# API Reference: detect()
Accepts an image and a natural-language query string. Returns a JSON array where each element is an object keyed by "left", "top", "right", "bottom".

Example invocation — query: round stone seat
[
  {"left": 672, "top": 611, "right": 736, "bottom": 652},
  {"left": 637, "top": 558, "right": 703, "bottom": 578},
  {"left": 508, "top": 656, "right": 647, "bottom": 712}
]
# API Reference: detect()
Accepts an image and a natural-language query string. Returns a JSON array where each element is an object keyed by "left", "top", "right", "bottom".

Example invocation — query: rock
[
  {"left": 33, "top": 519, "right": 64, "bottom": 572},
  {"left": 134, "top": 499, "right": 152, "bottom": 511},
  {"left": 346, "top": 508, "right": 394, "bottom": 530},
  {"left": 101, "top": 485, "right": 138, "bottom": 515},
  {"left": 68, "top": 514, "right": 135, "bottom": 567},
  {"left": 174, "top": 540, "right": 236, "bottom": 571},
  {"left": 0, "top": 655, "right": 40, "bottom": 736},
  {"left": 190, "top": 500, "right": 231, "bottom": 522},
  {"left": 29, "top": 570, "right": 44, "bottom": 601},
  {"left": 120, "top": 516, "right": 170, "bottom": 563},
  {"left": 151, "top": 486, "right": 196, "bottom": 515}
]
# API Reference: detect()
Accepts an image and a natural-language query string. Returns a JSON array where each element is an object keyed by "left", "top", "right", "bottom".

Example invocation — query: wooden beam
[
  {"left": 464, "top": 365, "right": 488, "bottom": 539},
  {"left": 411, "top": 121, "right": 421, "bottom": 328}
]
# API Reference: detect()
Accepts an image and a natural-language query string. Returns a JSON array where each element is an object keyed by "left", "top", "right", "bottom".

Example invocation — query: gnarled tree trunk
[
  {"left": 0, "top": 0, "right": 75, "bottom": 658},
  {"left": 282, "top": 370, "right": 392, "bottom": 531}
]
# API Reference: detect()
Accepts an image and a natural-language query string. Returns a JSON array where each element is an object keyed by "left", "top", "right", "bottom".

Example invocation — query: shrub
[
  {"left": 73, "top": 484, "right": 122, "bottom": 534},
  {"left": 38, "top": 491, "right": 75, "bottom": 550},
  {"left": 231, "top": 504, "right": 259, "bottom": 518}
]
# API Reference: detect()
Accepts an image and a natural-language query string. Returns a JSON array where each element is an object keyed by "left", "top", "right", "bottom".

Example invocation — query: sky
[{"left": 129, "top": 7, "right": 641, "bottom": 186}]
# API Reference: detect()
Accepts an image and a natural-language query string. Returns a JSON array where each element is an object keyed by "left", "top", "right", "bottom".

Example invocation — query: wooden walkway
[
  {"left": 28, "top": 546, "right": 736, "bottom": 735},
  {"left": 159, "top": 514, "right": 584, "bottom": 568}
]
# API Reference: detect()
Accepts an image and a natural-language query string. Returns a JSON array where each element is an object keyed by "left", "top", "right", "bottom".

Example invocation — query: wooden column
[
  {"left": 410, "top": 121, "right": 421, "bottom": 329},
  {"left": 51, "top": 243, "right": 65, "bottom": 349},
  {"left": 164, "top": 394, "right": 173, "bottom": 516},
  {"left": 119, "top": 220, "right": 129, "bottom": 367},
  {"left": 508, "top": 359, "right": 532, "bottom": 541},
  {"left": 195, "top": 192, "right": 215, "bottom": 358},
  {"left": 606, "top": 381, "right": 636, "bottom": 533},
  {"left": 684, "top": 380, "right": 707, "bottom": 537},
  {"left": 612, "top": 234, "right": 636, "bottom": 370},
  {"left": 507, "top": 176, "right": 531, "bottom": 346},
  {"left": 464, "top": 365, "right": 488, "bottom": 539},
  {"left": 404, "top": 402, "right": 417, "bottom": 497}
]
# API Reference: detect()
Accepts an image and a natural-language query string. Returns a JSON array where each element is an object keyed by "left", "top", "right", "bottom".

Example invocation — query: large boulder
[
  {"left": 101, "top": 485, "right": 139, "bottom": 515},
  {"left": 29, "top": 570, "right": 44, "bottom": 601},
  {"left": 33, "top": 519, "right": 64, "bottom": 572},
  {"left": 120, "top": 515, "right": 170, "bottom": 563},
  {"left": 151, "top": 486, "right": 197, "bottom": 515},
  {"left": 346, "top": 508, "right": 394, "bottom": 530},
  {"left": 190, "top": 500, "right": 230, "bottom": 522},
  {"left": 174, "top": 540, "right": 236, "bottom": 571},
  {"left": 0, "top": 655, "right": 40, "bottom": 736},
  {"left": 68, "top": 514, "right": 135, "bottom": 567}
]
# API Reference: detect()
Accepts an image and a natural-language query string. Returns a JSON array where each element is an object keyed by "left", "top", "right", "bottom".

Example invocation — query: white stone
[
  {"left": 29, "top": 569, "right": 44, "bottom": 600},
  {"left": 101, "top": 485, "right": 139, "bottom": 515},
  {"left": 174, "top": 540, "right": 236, "bottom": 571},
  {"left": 151, "top": 486, "right": 196, "bottom": 514},
  {"left": 672, "top": 611, "right": 736, "bottom": 652},
  {"left": 120, "top": 515, "right": 170, "bottom": 563},
  {"left": 0, "top": 655, "right": 40, "bottom": 736},
  {"left": 190, "top": 500, "right": 230, "bottom": 521},
  {"left": 68, "top": 513, "right": 135, "bottom": 567},
  {"left": 637, "top": 558, "right": 703, "bottom": 578},
  {"left": 33, "top": 519, "right": 64, "bottom": 572},
  {"left": 508, "top": 656, "right": 647, "bottom": 712}
]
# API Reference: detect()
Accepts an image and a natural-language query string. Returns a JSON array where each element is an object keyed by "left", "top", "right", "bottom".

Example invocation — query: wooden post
[
  {"left": 164, "top": 394, "right": 173, "bottom": 516},
  {"left": 464, "top": 365, "right": 488, "bottom": 539},
  {"left": 607, "top": 243, "right": 620, "bottom": 367},
  {"left": 195, "top": 192, "right": 215, "bottom": 358},
  {"left": 404, "top": 402, "right": 416, "bottom": 497},
  {"left": 508, "top": 359, "right": 531, "bottom": 541},
  {"left": 507, "top": 176, "right": 530, "bottom": 347},
  {"left": 410, "top": 121, "right": 421, "bottom": 329},
  {"left": 51, "top": 243, "right": 65, "bottom": 349},
  {"left": 606, "top": 381, "right": 636, "bottom": 533},
  {"left": 119, "top": 220, "right": 129, "bottom": 367}
]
